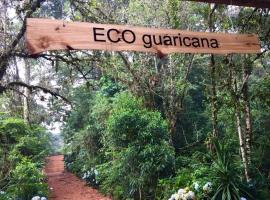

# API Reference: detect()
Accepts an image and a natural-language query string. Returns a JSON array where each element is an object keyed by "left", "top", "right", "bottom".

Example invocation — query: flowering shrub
[
  {"left": 193, "top": 181, "right": 214, "bottom": 199},
  {"left": 81, "top": 168, "right": 99, "bottom": 187},
  {"left": 31, "top": 196, "right": 47, "bottom": 200},
  {"left": 0, "top": 190, "right": 11, "bottom": 200},
  {"left": 202, "top": 182, "right": 212, "bottom": 193},
  {"left": 168, "top": 188, "right": 196, "bottom": 200},
  {"left": 167, "top": 181, "right": 215, "bottom": 200}
]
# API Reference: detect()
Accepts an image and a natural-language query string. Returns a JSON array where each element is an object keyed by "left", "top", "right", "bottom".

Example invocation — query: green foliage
[
  {"left": 63, "top": 86, "right": 111, "bottom": 187},
  {"left": 251, "top": 75, "right": 270, "bottom": 107},
  {"left": 99, "top": 76, "right": 123, "bottom": 97},
  {"left": 63, "top": 91, "right": 175, "bottom": 199},
  {"left": 167, "top": 0, "right": 181, "bottom": 28},
  {"left": 156, "top": 168, "right": 193, "bottom": 200},
  {"left": 6, "top": 158, "right": 48, "bottom": 200},
  {"left": 98, "top": 92, "right": 174, "bottom": 199},
  {"left": 211, "top": 141, "right": 251, "bottom": 200},
  {"left": 156, "top": 139, "right": 260, "bottom": 200},
  {"left": 0, "top": 116, "right": 51, "bottom": 199},
  {"left": 12, "top": 127, "right": 50, "bottom": 164},
  {"left": 0, "top": 118, "right": 30, "bottom": 145},
  {"left": 156, "top": 151, "right": 213, "bottom": 200},
  {"left": 106, "top": 105, "right": 164, "bottom": 148},
  {"left": 67, "top": 86, "right": 93, "bottom": 130}
]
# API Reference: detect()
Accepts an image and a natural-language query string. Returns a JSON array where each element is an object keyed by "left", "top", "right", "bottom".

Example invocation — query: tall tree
[{"left": 23, "top": 60, "right": 30, "bottom": 124}]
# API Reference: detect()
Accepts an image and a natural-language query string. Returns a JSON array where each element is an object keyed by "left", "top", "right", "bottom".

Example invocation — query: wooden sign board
[
  {"left": 185, "top": 0, "right": 270, "bottom": 9},
  {"left": 26, "top": 18, "right": 260, "bottom": 55}
]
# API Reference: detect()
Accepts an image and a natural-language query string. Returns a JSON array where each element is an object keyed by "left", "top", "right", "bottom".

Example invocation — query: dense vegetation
[
  {"left": 0, "top": 116, "right": 51, "bottom": 199},
  {"left": 0, "top": 0, "right": 270, "bottom": 200}
]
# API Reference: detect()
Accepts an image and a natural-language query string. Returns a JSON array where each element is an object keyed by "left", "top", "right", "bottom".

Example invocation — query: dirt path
[{"left": 44, "top": 155, "right": 111, "bottom": 200}]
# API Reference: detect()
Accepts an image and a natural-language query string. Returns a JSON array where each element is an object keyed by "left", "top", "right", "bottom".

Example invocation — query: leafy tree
[{"left": 98, "top": 92, "right": 174, "bottom": 199}]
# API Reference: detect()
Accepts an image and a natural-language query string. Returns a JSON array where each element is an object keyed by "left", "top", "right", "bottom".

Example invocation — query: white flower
[
  {"left": 171, "top": 193, "right": 180, "bottom": 200},
  {"left": 203, "top": 182, "right": 212, "bottom": 193},
  {"left": 170, "top": 188, "right": 195, "bottom": 200},
  {"left": 82, "top": 173, "right": 86, "bottom": 179},
  {"left": 178, "top": 188, "right": 186, "bottom": 195},
  {"left": 240, "top": 197, "right": 247, "bottom": 200},
  {"left": 0, "top": 191, "right": 5, "bottom": 195},
  {"left": 193, "top": 182, "right": 200, "bottom": 191},
  {"left": 94, "top": 169, "right": 98, "bottom": 176},
  {"left": 178, "top": 188, "right": 187, "bottom": 199},
  {"left": 41, "top": 197, "right": 47, "bottom": 200},
  {"left": 31, "top": 196, "right": 41, "bottom": 200},
  {"left": 184, "top": 191, "right": 195, "bottom": 200}
]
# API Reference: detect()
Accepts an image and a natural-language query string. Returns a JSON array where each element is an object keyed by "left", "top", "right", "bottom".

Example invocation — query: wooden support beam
[{"left": 186, "top": 0, "right": 270, "bottom": 9}]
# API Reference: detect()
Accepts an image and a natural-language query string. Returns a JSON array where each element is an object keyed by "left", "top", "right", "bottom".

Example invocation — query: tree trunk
[
  {"left": 235, "top": 104, "right": 250, "bottom": 182},
  {"left": 210, "top": 55, "right": 218, "bottom": 138},
  {"left": 208, "top": 5, "right": 218, "bottom": 139},
  {"left": 234, "top": 78, "right": 251, "bottom": 182},
  {"left": 23, "top": 60, "right": 30, "bottom": 124},
  {"left": 242, "top": 64, "right": 252, "bottom": 166}
]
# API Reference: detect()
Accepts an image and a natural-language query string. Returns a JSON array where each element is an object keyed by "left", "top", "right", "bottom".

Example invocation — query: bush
[
  {"left": 156, "top": 140, "right": 256, "bottom": 200},
  {"left": 156, "top": 162, "right": 213, "bottom": 200},
  {"left": 99, "top": 92, "right": 175, "bottom": 199},
  {"left": 0, "top": 117, "right": 51, "bottom": 199},
  {"left": 210, "top": 141, "right": 251, "bottom": 200},
  {"left": 6, "top": 158, "right": 48, "bottom": 200}
]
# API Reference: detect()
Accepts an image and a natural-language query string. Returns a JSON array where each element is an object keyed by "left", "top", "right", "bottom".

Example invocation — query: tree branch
[
  {"left": 0, "top": 0, "right": 45, "bottom": 81},
  {"left": 3, "top": 81, "right": 71, "bottom": 104}
]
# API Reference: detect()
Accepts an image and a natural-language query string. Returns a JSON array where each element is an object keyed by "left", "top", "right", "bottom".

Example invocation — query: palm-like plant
[{"left": 211, "top": 141, "right": 252, "bottom": 200}]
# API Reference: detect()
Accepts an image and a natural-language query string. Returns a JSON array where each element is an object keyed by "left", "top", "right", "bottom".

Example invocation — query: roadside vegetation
[{"left": 0, "top": 116, "right": 51, "bottom": 199}]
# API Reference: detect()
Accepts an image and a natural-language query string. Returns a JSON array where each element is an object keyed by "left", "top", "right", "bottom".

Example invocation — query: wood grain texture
[
  {"left": 185, "top": 0, "right": 270, "bottom": 8},
  {"left": 26, "top": 18, "right": 261, "bottom": 55}
]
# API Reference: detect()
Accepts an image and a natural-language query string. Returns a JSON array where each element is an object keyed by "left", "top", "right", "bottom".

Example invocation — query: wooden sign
[
  {"left": 26, "top": 18, "right": 260, "bottom": 55},
  {"left": 185, "top": 0, "right": 270, "bottom": 9}
]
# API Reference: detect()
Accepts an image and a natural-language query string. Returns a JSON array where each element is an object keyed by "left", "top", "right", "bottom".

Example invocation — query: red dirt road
[{"left": 44, "top": 155, "right": 111, "bottom": 200}]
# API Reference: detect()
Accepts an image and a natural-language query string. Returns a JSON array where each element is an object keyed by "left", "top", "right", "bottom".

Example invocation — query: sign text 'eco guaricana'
[{"left": 26, "top": 18, "right": 260, "bottom": 55}]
